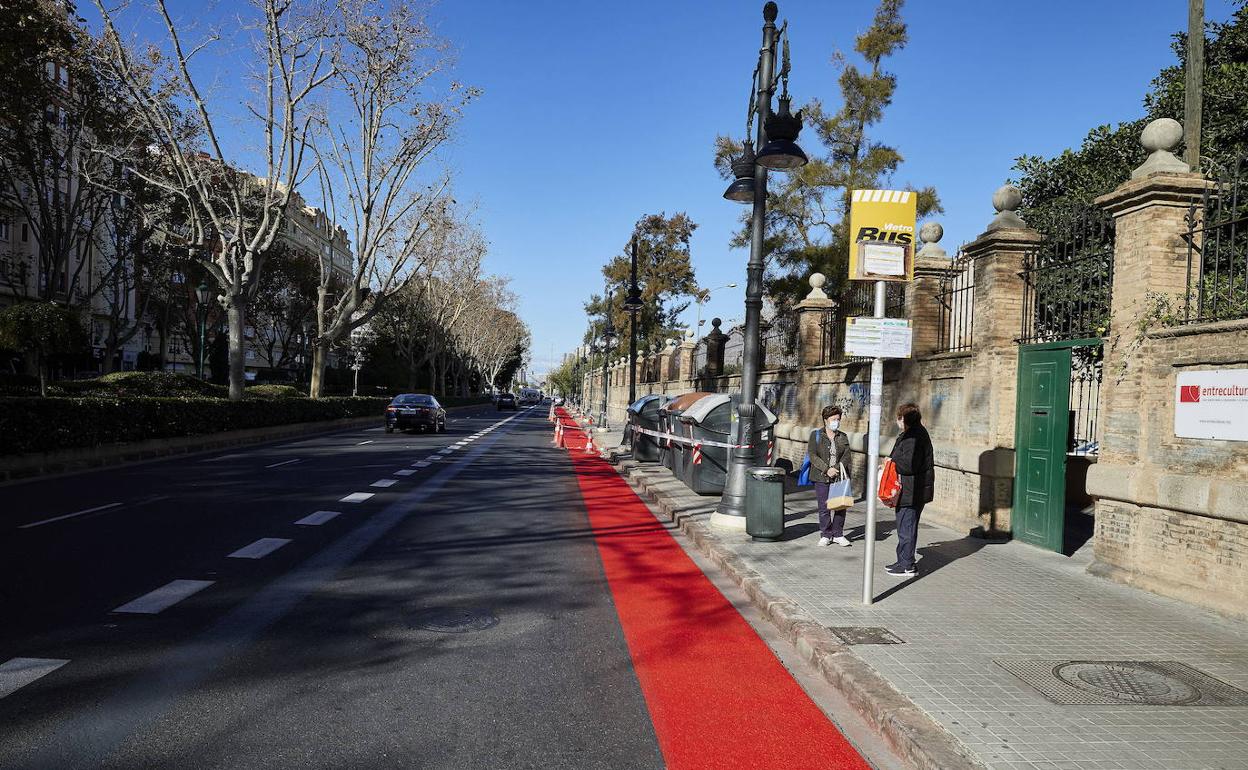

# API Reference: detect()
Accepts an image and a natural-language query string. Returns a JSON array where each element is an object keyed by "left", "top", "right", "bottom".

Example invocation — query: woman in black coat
[{"left": 886, "top": 403, "right": 934, "bottom": 576}]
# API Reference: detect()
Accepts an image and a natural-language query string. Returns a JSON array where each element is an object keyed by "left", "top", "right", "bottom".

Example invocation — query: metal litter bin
[
  {"left": 679, "top": 394, "right": 779, "bottom": 495},
  {"left": 626, "top": 394, "right": 668, "bottom": 463},
  {"left": 746, "top": 467, "right": 787, "bottom": 541},
  {"left": 658, "top": 392, "right": 713, "bottom": 479}
]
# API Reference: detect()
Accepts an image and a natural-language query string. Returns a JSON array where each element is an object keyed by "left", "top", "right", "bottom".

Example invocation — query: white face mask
[{"left": 825, "top": 418, "right": 840, "bottom": 431}]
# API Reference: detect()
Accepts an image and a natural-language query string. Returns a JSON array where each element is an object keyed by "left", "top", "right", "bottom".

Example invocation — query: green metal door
[{"left": 1014, "top": 346, "right": 1072, "bottom": 552}]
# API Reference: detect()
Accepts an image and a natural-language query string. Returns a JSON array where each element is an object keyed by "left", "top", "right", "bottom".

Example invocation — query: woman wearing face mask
[{"left": 808, "top": 405, "right": 851, "bottom": 547}]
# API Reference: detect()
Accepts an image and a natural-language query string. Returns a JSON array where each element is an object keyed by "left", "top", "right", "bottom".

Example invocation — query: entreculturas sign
[{"left": 1174, "top": 369, "right": 1248, "bottom": 441}]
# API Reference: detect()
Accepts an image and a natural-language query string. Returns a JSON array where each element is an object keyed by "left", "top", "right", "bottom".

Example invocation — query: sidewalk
[{"left": 575, "top": 416, "right": 1248, "bottom": 770}]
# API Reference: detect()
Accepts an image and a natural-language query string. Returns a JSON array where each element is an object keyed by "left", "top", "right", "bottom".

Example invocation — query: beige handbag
[{"left": 826, "top": 463, "right": 854, "bottom": 510}]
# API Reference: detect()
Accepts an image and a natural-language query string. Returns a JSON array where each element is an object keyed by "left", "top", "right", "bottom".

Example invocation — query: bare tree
[
  {"left": 307, "top": 0, "right": 476, "bottom": 398},
  {"left": 92, "top": 0, "right": 333, "bottom": 398}
]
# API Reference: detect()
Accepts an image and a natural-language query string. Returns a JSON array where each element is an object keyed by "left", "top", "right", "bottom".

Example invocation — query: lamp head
[
  {"left": 723, "top": 140, "right": 757, "bottom": 203},
  {"left": 756, "top": 95, "right": 807, "bottom": 170}
]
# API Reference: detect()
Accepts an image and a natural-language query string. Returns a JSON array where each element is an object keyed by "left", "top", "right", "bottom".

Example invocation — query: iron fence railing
[
  {"left": 1184, "top": 152, "right": 1248, "bottom": 324},
  {"left": 935, "top": 249, "right": 975, "bottom": 352},
  {"left": 1019, "top": 207, "right": 1115, "bottom": 344}
]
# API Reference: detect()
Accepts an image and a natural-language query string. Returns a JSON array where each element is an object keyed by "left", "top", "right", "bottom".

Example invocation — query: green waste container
[
  {"left": 627, "top": 394, "right": 668, "bottom": 462},
  {"left": 679, "top": 394, "right": 779, "bottom": 495},
  {"left": 745, "top": 466, "right": 786, "bottom": 541},
  {"left": 659, "top": 392, "right": 713, "bottom": 479}
]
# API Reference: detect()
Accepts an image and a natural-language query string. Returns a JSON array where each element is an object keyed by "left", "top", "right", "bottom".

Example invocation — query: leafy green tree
[
  {"left": 586, "top": 212, "right": 700, "bottom": 352},
  {"left": 0, "top": 302, "right": 87, "bottom": 395},
  {"left": 713, "top": 0, "right": 940, "bottom": 308}
]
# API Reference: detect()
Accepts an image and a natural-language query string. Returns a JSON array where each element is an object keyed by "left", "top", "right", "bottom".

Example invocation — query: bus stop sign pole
[{"left": 861, "top": 279, "right": 885, "bottom": 606}]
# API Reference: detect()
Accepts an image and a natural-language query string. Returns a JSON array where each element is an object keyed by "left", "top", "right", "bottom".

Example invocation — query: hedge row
[{"left": 0, "top": 396, "right": 389, "bottom": 456}]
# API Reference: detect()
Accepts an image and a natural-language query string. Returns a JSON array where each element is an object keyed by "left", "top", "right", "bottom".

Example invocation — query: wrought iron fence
[
  {"left": 935, "top": 249, "right": 975, "bottom": 352},
  {"left": 1184, "top": 152, "right": 1248, "bottom": 324},
  {"left": 1019, "top": 207, "right": 1115, "bottom": 344},
  {"left": 818, "top": 282, "right": 906, "bottom": 364},
  {"left": 1069, "top": 346, "right": 1103, "bottom": 456},
  {"left": 761, "top": 312, "right": 799, "bottom": 370}
]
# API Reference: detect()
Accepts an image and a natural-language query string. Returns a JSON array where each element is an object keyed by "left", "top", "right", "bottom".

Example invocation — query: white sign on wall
[
  {"left": 1174, "top": 369, "right": 1248, "bottom": 442},
  {"left": 844, "top": 317, "right": 913, "bottom": 359}
]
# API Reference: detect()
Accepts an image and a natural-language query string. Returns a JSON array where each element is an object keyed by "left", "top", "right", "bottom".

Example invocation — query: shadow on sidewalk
[{"left": 872, "top": 535, "right": 993, "bottom": 602}]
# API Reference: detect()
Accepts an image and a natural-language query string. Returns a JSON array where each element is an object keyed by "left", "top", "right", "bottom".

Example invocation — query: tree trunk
[
  {"left": 226, "top": 299, "right": 247, "bottom": 400},
  {"left": 36, "top": 349, "right": 46, "bottom": 397},
  {"left": 310, "top": 342, "right": 330, "bottom": 398}
]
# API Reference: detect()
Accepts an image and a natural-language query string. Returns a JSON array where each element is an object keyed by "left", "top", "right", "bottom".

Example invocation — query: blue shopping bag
[{"left": 796, "top": 429, "right": 819, "bottom": 486}]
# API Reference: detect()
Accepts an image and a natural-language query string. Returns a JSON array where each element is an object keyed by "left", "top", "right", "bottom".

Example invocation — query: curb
[{"left": 614, "top": 456, "right": 986, "bottom": 770}]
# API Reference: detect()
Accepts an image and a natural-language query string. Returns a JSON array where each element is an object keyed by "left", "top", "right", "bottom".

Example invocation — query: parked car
[
  {"left": 496, "top": 392, "right": 517, "bottom": 411},
  {"left": 385, "top": 393, "right": 446, "bottom": 433}
]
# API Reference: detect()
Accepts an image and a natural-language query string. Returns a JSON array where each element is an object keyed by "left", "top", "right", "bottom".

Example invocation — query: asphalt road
[{"left": 0, "top": 403, "right": 665, "bottom": 769}]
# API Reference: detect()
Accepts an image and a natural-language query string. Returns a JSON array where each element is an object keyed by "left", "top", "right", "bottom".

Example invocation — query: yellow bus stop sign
[{"left": 848, "top": 189, "right": 917, "bottom": 282}]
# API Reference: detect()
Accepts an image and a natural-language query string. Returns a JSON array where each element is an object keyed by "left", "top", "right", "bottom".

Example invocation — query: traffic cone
[
  {"left": 557, "top": 422, "right": 566, "bottom": 448},
  {"left": 583, "top": 432, "right": 596, "bottom": 455}
]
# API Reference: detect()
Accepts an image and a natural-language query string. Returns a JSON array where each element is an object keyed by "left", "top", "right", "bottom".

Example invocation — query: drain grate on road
[
  {"left": 827, "top": 627, "right": 905, "bottom": 645},
  {"left": 995, "top": 659, "right": 1248, "bottom": 706},
  {"left": 409, "top": 607, "right": 499, "bottom": 634}
]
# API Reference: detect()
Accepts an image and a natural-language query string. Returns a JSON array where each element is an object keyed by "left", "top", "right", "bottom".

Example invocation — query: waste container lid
[
  {"left": 660, "top": 391, "right": 716, "bottom": 414},
  {"left": 747, "top": 467, "right": 787, "bottom": 481},
  {"left": 680, "top": 393, "right": 778, "bottom": 426},
  {"left": 627, "top": 393, "right": 668, "bottom": 413}
]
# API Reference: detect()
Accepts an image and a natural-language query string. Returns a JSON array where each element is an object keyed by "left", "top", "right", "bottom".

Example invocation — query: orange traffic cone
[{"left": 583, "top": 432, "right": 596, "bottom": 455}]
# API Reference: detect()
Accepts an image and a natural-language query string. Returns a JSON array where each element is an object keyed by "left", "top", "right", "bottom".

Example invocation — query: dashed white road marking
[
  {"left": 199, "top": 453, "right": 246, "bottom": 463},
  {"left": 113, "top": 579, "right": 215, "bottom": 614},
  {"left": 394, "top": 469, "right": 416, "bottom": 476},
  {"left": 364, "top": 427, "right": 384, "bottom": 432},
  {"left": 371, "top": 479, "right": 397, "bottom": 488},
  {"left": 356, "top": 440, "right": 374, "bottom": 446},
  {"left": 264, "top": 458, "right": 301, "bottom": 469},
  {"left": 228, "top": 538, "right": 292, "bottom": 559},
  {"left": 295, "top": 510, "right": 341, "bottom": 526},
  {"left": 413, "top": 461, "right": 432, "bottom": 468},
  {"left": 340, "top": 492, "right": 374, "bottom": 503},
  {"left": 19, "top": 502, "right": 125, "bottom": 530},
  {"left": 0, "top": 658, "right": 69, "bottom": 699}
]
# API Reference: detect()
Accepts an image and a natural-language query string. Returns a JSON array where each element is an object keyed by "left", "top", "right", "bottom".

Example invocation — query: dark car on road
[
  {"left": 385, "top": 393, "right": 446, "bottom": 433},
  {"left": 496, "top": 392, "right": 517, "bottom": 411}
]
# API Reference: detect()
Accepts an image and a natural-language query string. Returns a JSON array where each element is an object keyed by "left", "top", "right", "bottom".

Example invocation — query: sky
[
  {"left": 92, "top": 0, "right": 1241, "bottom": 380},
  {"left": 430, "top": 0, "right": 1239, "bottom": 379}
]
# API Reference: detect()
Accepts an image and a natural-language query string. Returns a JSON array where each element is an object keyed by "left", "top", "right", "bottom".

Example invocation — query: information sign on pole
[
  {"left": 848, "top": 189, "right": 917, "bottom": 282},
  {"left": 844, "top": 317, "right": 913, "bottom": 359}
]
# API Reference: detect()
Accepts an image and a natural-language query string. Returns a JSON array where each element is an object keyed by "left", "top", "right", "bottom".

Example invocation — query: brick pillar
[
  {"left": 909, "top": 222, "right": 954, "bottom": 357},
  {"left": 1093, "top": 171, "right": 1207, "bottom": 466},
  {"left": 962, "top": 185, "right": 1042, "bottom": 534},
  {"left": 677, "top": 332, "right": 697, "bottom": 384},
  {"left": 796, "top": 273, "right": 835, "bottom": 368},
  {"left": 662, "top": 340, "right": 679, "bottom": 383},
  {"left": 702, "top": 318, "right": 728, "bottom": 377}
]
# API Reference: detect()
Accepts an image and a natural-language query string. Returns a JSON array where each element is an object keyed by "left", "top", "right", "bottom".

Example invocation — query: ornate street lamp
[
  {"left": 716, "top": 1, "right": 807, "bottom": 528},
  {"left": 622, "top": 236, "right": 643, "bottom": 411},
  {"left": 195, "top": 281, "right": 210, "bottom": 379},
  {"left": 596, "top": 289, "right": 618, "bottom": 428}
]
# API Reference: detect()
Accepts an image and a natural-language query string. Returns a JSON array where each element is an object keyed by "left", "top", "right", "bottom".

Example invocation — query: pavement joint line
[
  {"left": 294, "top": 510, "right": 341, "bottom": 526},
  {"left": 227, "top": 538, "right": 293, "bottom": 560},
  {"left": 263, "top": 458, "right": 300, "bottom": 469},
  {"left": 0, "top": 658, "right": 70, "bottom": 699},
  {"left": 370, "top": 479, "right": 398, "bottom": 488},
  {"left": 16, "top": 410, "right": 524, "bottom": 767},
  {"left": 112, "top": 579, "right": 216, "bottom": 615},
  {"left": 18, "top": 502, "right": 124, "bottom": 530},
  {"left": 339, "top": 492, "right": 374, "bottom": 503}
]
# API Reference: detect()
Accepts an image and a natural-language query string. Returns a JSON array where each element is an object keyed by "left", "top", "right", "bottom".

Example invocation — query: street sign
[
  {"left": 848, "top": 189, "right": 917, "bottom": 282},
  {"left": 1175, "top": 369, "right": 1248, "bottom": 441},
  {"left": 844, "top": 317, "right": 913, "bottom": 359}
]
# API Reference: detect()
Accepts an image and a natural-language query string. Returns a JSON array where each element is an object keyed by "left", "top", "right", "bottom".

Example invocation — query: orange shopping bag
[{"left": 877, "top": 458, "right": 901, "bottom": 508}]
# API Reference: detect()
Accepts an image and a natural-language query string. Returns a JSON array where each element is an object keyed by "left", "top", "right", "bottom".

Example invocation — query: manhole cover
[
  {"left": 827, "top": 627, "right": 905, "bottom": 645},
  {"left": 409, "top": 607, "right": 499, "bottom": 634},
  {"left": 995, "top": 659, "right": 1248, "bottom": 706}
]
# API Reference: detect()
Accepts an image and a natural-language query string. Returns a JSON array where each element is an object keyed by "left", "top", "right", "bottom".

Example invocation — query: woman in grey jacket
[{"left": 808, "top": 405, "right": 852, "bottom": 547}]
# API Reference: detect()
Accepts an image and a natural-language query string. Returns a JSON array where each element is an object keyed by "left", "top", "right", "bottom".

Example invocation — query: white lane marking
[
  {"left": 0, "top": 658, "right": 70, "bottom": 699},
  {"left": 264, "top": 458, "right": 301, "bottom": 469},
  {"left": 370, "top": 479, "right": 397, "bottom": 488},
  {"left": 394, "top": 469, "right": 416, "bottom": 476},
  {"left": 340, "top": 492, "right": 374, "bottom": 503},
  {"left": 19, "top": 502, "right": 124, "bottom": 530},
  {"left": 452, "top": 442, "right": 468, "bottom": 447},
  {"left": 413, "top": 461, "right": 432, "bottom": 468},
  {"left": 113, "top": 579, "right": 215, "bottom": 614},
  {"left": 356, "top": 440, "right": 374, "bottom": 446},
  {"left": 295, "top": 510, "right": 341, "bottom": 526},
  {"left": 199, "top": 453, "right": 247, "bottom": 463},
  {"left": 364, "top": 427, "right": 384, "bottom": 432},
  {"left": 228, "top": 538, "right": 292, "bottom": 559}
]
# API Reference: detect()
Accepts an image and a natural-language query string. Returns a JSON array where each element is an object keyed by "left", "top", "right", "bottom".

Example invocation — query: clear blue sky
[{"left": 433, "top": 0, "right": 1238, "bottom": 378}]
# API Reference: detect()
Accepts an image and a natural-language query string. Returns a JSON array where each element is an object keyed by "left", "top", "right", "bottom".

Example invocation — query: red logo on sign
[{"left": 1180, "top": 385, "right": 1201, "bottom": 403}]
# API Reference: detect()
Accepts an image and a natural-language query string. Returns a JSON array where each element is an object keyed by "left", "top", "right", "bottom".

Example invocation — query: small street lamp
[
  {"left": 195, "top": 281, "right": 210, "bottom": 379},
  {"left": 716, "top": 1, "right": 807, "bottom": 527},
  {"left": 597, "top": 289, "right": 618, "bottom": 429},
  {"left": 622, "top": 235, "right": 644, "bottom": 410},
  {"left": 695, "top": 282, "right": 737, "bottom": 332}
]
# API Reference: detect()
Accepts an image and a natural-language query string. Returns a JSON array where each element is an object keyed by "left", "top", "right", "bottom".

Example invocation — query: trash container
[
  {"left": 658, "top": 392, "right": 713, "bottom": 479},
  {"left": 746, "top": 466, "right": 787, "bottom": 541},
  {"left": 679, "top": 394, "right": 780, "bottom": 495},
  {"left": 626, "top": 394, "right": 669, "bottom": 462}
]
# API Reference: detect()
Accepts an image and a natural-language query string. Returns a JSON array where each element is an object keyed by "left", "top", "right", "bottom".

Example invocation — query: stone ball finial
[
  {"left": 684, "top": 328, "right": 696, "bottom": 340},
  {"left": 804, "top": 272, "right": 829, "bottom": 301},
  {"left": 985, "top": 185, "right": 1026, "bottom": 232},
  {"left": 916, "top": 221, "right": 948, "bottom": 260},
  {"left": 763, "top": 2, "right": 778, "bottom": 22},
  {"left": 711, "top": 317, "right": 722, "bottom": 329},
  {"left": 1131, "top": 118, "right": 1190, "bottom": 179}
]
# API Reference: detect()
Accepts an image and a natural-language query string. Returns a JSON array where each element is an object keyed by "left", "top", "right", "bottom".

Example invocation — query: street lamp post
[
  {"left": 623, "top": 235, "right": 644, "bottom": 413},
  {"left": 715, "top": 2, "right": 807, "bottom": 527},
  {"left": 695, "top": 283, "right": 738, "bottom": 333},
  {"left": 597, "top": 289, "right": 618, "bottom": 428},
  {"left": 195, "top": 281, "right": 210, "bottom": 379}
]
